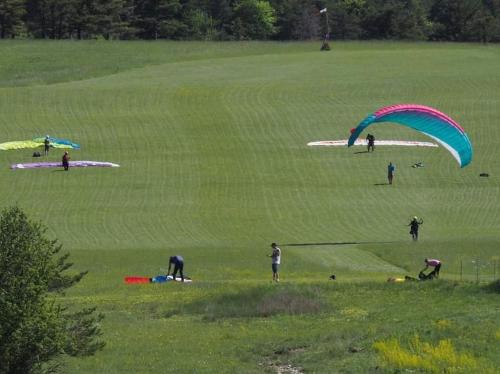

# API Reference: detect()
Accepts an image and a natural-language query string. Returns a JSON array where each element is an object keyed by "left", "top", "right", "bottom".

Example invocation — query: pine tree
[
  {"left": 0, "top": 206, "right": 104, "bottom": 374},
  {"left": 0, "top": 0, "right": 26, "bottom": 38}
]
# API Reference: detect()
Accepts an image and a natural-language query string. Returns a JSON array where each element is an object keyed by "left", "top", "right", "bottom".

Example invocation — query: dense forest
[{"left": 1, "top": 0, "right": 499, "bottom": 41}]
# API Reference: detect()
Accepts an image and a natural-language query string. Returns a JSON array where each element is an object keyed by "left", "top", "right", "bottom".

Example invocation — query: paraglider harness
[
  {"left": 403, "top": 270, "right": 437, "bottom": 282},
  {"left": 418, "top": 270, "right": 437, "bottom": 280}
]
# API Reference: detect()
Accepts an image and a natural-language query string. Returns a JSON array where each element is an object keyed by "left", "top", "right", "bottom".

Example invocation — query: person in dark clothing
[
  {"left": 62, "top": 151, "right": 70, "bottom": 171},
  {"left": 387, "top": 162, "right": 395, "bottom": 185},
  {"left": 408, "top": 216, "right": 423, "bottom": 241},
  {"left": 366, "top": 134, "right": 375, "bottom": 152},
  {"left": 44, "top": 136, "right": 50, "bottom": 156},
  {"left": 167, "top": 255, "right": 184, "bottom": 282}
]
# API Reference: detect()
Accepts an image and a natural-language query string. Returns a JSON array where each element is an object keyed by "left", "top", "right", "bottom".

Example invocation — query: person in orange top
[{"left": 62, "top": 151, "right": 70, "bottom": 171}]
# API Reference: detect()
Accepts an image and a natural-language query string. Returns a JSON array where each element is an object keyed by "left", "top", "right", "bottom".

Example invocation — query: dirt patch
[
  {"left": 258, "top": 291, "right": 321, "bottom": 316},
  {"left": 274, "top": 347, "right": 306, "bottom": 355},
  {"left": 274, "top": 364, "right": 304, "bottom": 374}
]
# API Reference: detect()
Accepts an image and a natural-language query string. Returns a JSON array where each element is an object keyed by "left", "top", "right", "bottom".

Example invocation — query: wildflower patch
[{"left": 373, "top": 335, "right": 478, "bottom": 373}]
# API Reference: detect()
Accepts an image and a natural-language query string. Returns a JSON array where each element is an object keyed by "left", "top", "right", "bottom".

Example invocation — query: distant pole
[
  {"left": 476, "top": 258, "right": 480, "bottom": 284},
  {"left": 325, "top": 11, "right": 330, "bottom": 38},
  {"left": 494, "top": 260, "right": 497, "bottom": 281},
  {"left": 320, "top": 8, "right": 331, "bottom": 51},
  {"left": 460, "top": 259, "right": 463, "bottom": 282}
]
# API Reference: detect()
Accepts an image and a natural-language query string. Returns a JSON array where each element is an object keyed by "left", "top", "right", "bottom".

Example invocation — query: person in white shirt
[{"left": 268, "top": 243, "right": 281, "bottom": 282}]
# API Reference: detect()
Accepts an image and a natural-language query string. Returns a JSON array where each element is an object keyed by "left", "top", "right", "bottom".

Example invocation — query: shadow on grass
[
  {"left": 353, "top": 151, "right": 369, "bottom": 154},
  {"left": 281, "top": 241, "right": 398, "bottom": 247},
  {"left": 165, "top": 284, "right": 326, "bottom": 321},
  {"left": 484, "top": 279, "right": 500, "bottom": 293},
  {"left": 374, "top": 183, "right": 390, "bottom": 186}
]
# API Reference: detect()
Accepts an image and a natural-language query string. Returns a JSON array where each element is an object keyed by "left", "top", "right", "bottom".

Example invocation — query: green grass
[{"left": 1, "top": 40, "right": 499, "bottom": 372}]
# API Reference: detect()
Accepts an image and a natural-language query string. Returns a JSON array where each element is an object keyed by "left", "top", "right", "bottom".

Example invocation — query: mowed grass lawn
[{"left": 0, "top": 41, "right": 499, "bottom": 373}]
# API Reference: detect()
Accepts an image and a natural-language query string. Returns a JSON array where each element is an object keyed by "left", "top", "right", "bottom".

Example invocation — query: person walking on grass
[
  {"left": 167, "top": 255, "right": 184, "bottom": 282},
  {"left": 388, "top": 162, "right": 395, "bottom": 185},
  {"left": 408, "top": 216, "right": 423, "bottom": 241},
  {"left": 269, "top": 243, "right": 281, "bottom": 282},
  {"left": 62, "top": 151, "right": 70, "bottom": 171},
  {"left": 44, "top": 135, "right": 50, "bottom": 156},
  {"left": 366, "top": 134, "right": 375, "bottom": 152},
  {"left": 423, "top": 258, "right": 441, "bottom": 278}
]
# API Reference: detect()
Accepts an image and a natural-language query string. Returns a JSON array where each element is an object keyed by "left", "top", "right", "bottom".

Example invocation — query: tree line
[{"left": 1, "top": 0, "right": 499, "bottom": 42}]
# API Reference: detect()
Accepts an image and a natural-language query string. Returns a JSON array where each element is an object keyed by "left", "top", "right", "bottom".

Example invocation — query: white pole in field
[{"left": 460, "top": 259, "right": 463, "bottom": 282}]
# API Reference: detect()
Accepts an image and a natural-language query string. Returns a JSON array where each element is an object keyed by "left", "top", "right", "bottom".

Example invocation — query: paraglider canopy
[
  {"left": 0, "top": 137, "right": 80, "bottom": 151},
  {"left": 348, "top": 104, "right": 473, "bottom": 167}
]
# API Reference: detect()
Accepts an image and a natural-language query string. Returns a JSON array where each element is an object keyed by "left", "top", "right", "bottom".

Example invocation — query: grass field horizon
[{"left": 1, "top": 40, "right": 499, "bottom": 373}]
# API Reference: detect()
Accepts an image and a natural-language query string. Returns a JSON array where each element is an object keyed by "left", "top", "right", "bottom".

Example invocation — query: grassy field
[{"left": 0, "top": 40, "right": 499, "bottom": 373}]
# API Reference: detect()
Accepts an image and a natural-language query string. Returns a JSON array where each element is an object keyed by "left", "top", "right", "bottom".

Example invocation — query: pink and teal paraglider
[{"left": 348, "top": 104, "right": 473, "bottom": 167}]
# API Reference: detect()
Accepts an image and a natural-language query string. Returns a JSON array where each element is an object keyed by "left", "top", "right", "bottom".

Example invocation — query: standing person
[
  {"left": 62, "top": 151, "right": 70, "bottom": 171},
  {"left": 408, "top": 216, "right": 423, "bottom": 241},
  {"left": 268, "top": 243, "right": 281, "bottom": 282},
  {"left": 387, "top": 162, "right": 395, "bottom": 185},
  {"left": 167, "top": 255, "right": 184, "bottom": 282},
  {"left": 423, "top": 258, "right": 441, "bottom": 278},
  {"left": 366, "top": 134, "right": 375, "bottom": 152},
  {"left": 44, "top": 135, "right": 50, "bottom": 156}
]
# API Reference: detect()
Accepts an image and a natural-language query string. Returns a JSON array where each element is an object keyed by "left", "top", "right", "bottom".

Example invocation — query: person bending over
[
  {"left": 423, "top": 258, "right": 441, "bottom": 278},
  {"left": 167, "top": 255, "right": 184, "bottom": 282}
]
